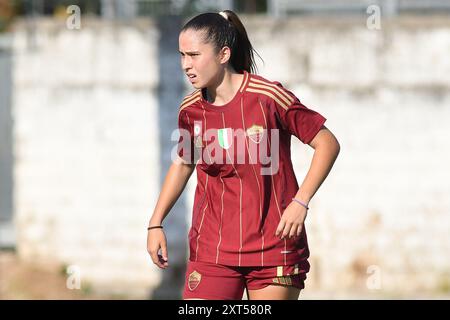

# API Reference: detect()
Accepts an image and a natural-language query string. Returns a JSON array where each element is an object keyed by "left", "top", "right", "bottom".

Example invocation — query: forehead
[{"left": 179, "top": 29, "right": 211, "bottom": 51}]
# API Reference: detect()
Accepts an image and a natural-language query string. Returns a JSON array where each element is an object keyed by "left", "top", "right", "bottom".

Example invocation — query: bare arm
[
  {"left": 147, "top": 157, "right": 195, "bottom": 269},
  {"left": 276, "top": 125, "right": 340, "bottom": 239},
  {"left": 148, "top": 157, "right": 196, "bottom": 227},
  {"left": 294, "top": 125, "right": 340, "bottom": 204}
]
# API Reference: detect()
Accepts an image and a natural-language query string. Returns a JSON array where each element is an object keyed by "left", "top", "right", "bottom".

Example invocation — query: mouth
[{"left": 187, "top": 74, "right": 197, "bottom": 82}]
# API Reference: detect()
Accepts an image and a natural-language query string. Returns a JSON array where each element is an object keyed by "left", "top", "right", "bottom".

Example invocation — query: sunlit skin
[
  {"left": 178, "top": 29, "right": 244, "bottom": 106},
  {"left": 148, "top": 27, "right": 341, "bottom": 301}
]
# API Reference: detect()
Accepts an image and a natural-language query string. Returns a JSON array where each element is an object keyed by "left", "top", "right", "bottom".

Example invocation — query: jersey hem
[{"left": 190, "top": 255, "right": 310, "bottom": 269}]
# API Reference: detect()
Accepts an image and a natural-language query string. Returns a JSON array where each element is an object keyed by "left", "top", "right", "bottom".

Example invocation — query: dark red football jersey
[{"left": 177, "top": 71, "right": 326, "bottom": 269}]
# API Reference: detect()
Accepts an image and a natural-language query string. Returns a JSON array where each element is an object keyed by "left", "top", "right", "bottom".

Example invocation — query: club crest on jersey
[
  {"left": 188, "top": 270, "right": 202, "bottom": 291},
  {"left": 246, "top": 124, "right": 265, "bottom": 144},
  {"left": 218, "top": 128, "right": 233, "bottom": 149}
]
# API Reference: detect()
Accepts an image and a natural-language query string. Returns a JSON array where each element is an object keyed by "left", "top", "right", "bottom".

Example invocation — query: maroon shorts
[{"left": 182, "top": 260, "right": 307, "bottom": 300}]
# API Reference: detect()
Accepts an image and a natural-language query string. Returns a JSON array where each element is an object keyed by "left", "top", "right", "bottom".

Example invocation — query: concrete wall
[
  {"left": 11, "top": 19, "right": 162, "bottom": 297},
  {"left": 9, "top": 15, "right": 450, "bottom": 298},
  {"left": 0, "top": 35, "right": 14, "bottom": 248},
  {"left": 245, "top": 15, "right": 450, "bottom": 298}
]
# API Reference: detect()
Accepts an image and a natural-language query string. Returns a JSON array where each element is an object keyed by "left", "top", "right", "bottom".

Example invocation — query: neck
[{"left": 205, "top": 69, "right": 243, "bottom": 105}]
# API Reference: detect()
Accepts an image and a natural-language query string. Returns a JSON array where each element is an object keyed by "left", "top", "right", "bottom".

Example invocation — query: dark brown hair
[{"left": 181, "top": 10, "right": 262, "bottom": 74}]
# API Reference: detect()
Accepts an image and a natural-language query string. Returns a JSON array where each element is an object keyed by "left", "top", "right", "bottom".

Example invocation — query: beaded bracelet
[
  {"left": 291, "top": 198, "right": 309, "bottom": 210},
  {"left": 147, "top": 225, "right": 163, "bottom": 230}
]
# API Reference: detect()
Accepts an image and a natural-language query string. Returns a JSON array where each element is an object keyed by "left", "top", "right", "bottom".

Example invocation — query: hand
[
  {"left": 147, "top": 228, "right": 169, "bottom": 269},
  {"left": 275, "top": 201, "right": 308, "bottom": 240}
]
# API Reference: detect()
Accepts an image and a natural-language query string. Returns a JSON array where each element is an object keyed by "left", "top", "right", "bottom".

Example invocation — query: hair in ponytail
[{"left": 180, "top": 10, "right": 262, "bottom": 74}]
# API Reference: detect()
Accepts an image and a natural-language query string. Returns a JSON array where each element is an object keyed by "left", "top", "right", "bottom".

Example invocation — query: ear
[{"left": 218, "top": 46, "right": 232, "bottom": 65}]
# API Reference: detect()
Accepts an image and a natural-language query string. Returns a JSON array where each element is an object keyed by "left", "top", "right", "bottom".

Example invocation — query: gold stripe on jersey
[
  {"left": 180, "top": 92, "right": 200, "bottom": 110},
  {"left": 240, "top": 97, "right": 265, "bottom": 266},
  {"left": 247, "top": 81, "right": 293, "bottom": 107},
  {"left": 215, "top": 175, "right": 225, "bottom": 264},
  {"left": 249, "top": 77, "right": 294, "bottom": 104},
  {"left": 246, "top": 88, "right": 290, "bottom": 111},
  {"left": 185, "top": 112, "right": 191, "bottom": 125},
  {"left": 182, "top": 89, "right": 201, "bottom": 103},
  {"left": 221, "top": 112, "right": 243, "bottom": 267},
  {"left": 195, "top": 174, "right": 209, "bottom": 261},
  {"left": 181, "top": 92, "right": 201, "bottom": 107},
  {"left": 181, "top": 90, "right": 201, "bottom": 105},
  {"left": 294, "top": 264, "right": 299, "bottom": 275},
  {"left": 277, "top": 266, "right": 283, "bottom": 277},
  {"left": 259, "top": 98, "right": 287, "bottom": 265},
  {"left": 201, "top": 103, "right": 213, "bottom": 164},
  {"left": 239, "top": 71, "right": 249, "bottom": 92},
  {"left": 179, "top": 91, "right": 201, "bottom": 113}
]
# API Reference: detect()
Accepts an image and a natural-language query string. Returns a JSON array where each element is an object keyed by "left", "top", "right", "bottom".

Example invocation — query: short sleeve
[
  {"left": 274, "top": 84, "right": 327, "bottom": 144},
  {"left": 177, "top": 111, "right": 194, "bottom": 164}
]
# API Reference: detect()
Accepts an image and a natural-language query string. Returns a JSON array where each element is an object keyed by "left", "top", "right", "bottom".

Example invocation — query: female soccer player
[{"left": 147, "top": 10, "right": 340, "bottom": 300}]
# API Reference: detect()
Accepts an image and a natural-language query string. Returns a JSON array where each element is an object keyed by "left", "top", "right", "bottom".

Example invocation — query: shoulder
[
  {"left": 179, "top": 89, "right": 202, "bottom": 115},
  {"left": 245, "top": 73, "right": 296, "bottom": 111}
]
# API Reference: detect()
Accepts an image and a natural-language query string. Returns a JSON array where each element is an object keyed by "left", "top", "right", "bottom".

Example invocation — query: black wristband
[{"left": 147, "top": 225, "right": 163, "bottom": 230}]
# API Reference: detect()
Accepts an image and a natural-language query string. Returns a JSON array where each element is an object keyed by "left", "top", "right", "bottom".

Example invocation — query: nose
[{"left": 181, "top": 56, "right": 192, "bottom": 71}]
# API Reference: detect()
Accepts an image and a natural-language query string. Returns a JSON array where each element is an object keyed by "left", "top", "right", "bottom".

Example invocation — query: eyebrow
[{"left": 179, "top": 50, "right": 200, "bottom": 54}]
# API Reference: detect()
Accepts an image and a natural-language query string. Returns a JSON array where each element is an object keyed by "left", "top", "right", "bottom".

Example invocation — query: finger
[
  {"left": 296, "top": 224, "right": 303, "bottom": 237},
  {"left": 150, "top": 250, "right": 164, "bottom": 269},
  {"left": 158, "top": 254, "right": 168, "bottom": 268},
  {"left": 289, "top": 224, "right": 298, "bottom": 238},
  {"left": 281, "top": 222, "right": 293, "bottom": 239},
  {"left": 275, "top": 220, "right": 286, "bottom": 237},
  {"left": 160, "top": 244, "right": 169, "bottom": 266}
]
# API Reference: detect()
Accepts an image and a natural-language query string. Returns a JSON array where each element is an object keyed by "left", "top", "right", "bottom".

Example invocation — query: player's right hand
[{"left": 147, "top": 228, "right": 169, "bottom": 269}]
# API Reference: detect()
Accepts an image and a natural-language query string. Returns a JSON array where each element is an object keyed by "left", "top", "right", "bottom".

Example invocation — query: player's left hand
[{"left": 275, "top": 201, "right": 308, "bottom": 240}]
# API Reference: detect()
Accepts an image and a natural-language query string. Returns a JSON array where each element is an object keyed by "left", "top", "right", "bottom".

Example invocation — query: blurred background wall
[{"left": 0, "top": 0, "right": 449, "bottom": 299}]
